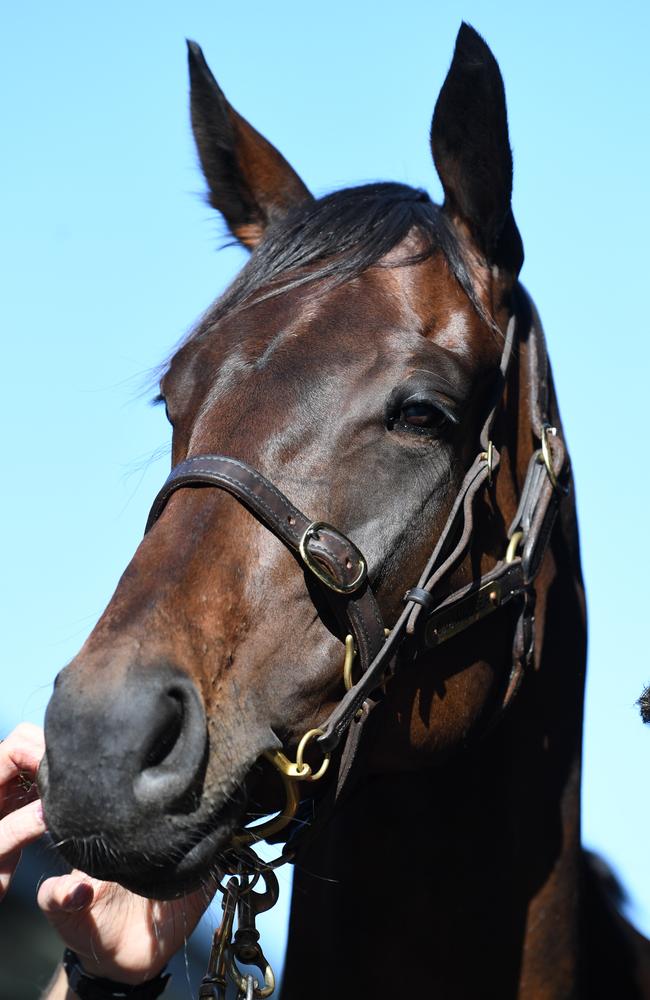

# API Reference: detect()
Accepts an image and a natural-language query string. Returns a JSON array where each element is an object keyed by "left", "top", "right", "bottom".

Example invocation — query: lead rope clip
[
  {"left": 199, "top": 868, "right": 278, "bottom": 1000},
  {"left": 198, "top": 878, "right": 240, "bottom": 999}
]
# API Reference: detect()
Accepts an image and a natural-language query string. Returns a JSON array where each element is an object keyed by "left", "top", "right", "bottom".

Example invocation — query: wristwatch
[{"left": 62, "top": 949, "right": 170, "bottom": 999}]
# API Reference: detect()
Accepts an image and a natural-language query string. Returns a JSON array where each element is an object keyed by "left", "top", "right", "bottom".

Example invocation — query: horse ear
[
  {"left": 187, "top": 41, "right": 313, "bottom": 249},
  {"left": 431, "top": 23, "right": 523, "bottom": 275}
]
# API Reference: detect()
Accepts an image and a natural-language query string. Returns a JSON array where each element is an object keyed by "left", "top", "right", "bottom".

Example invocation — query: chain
[{"left": 198, "top": 854, "right": 280, "bottom": 1000}]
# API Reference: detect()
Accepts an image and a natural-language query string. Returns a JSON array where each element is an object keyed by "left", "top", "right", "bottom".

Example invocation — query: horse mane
[{"left": 203, "top": 182, "right": 486, "bottom": 327}]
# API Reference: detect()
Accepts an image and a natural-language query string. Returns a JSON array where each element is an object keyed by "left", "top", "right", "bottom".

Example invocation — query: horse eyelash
[{"left": 151, "top": 393, "right": 165, "bottom": 407}]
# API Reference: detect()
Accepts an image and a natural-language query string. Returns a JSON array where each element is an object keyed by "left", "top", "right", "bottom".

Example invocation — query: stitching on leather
[
  {"left": 194, "top": 470, "right": 298, "bottom": 539},
  {"left": 156, "top": 466, "right": 304, "bottom": 546},
  {"left": 185, "top": 456, "right": 305, "bottom": 520},
  {"left": 161, "top": 458, "right": 368, "bottom": 587}
]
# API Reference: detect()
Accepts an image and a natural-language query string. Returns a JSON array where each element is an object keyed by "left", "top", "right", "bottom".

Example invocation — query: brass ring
[
  {"left": 480, "top": 440, "right": 494, "bottom": 485},
  {"left": 342, "top": 629, "right": 390, "bottom": 693},
  {"left": 295, "top": 728, "right": 330, "bottom": 782},
  {"left": 505, "top": 530, "right": 524, "bottom": 564},
  {"left": 233, "top": 753, "right": 301, "bottom": 844},
  {"left": 540, "top": 424, "right": 559, "bottom": 490},
  {"left": 343, "top": 634, "right": 356, "bottom": 692}
]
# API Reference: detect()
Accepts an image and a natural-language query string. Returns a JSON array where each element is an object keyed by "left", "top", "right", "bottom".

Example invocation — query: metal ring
[
  {"left": 480, "top": 440, "right": 494, "bottom": 485},
  {"left": 539, "top": 424, "right": 569, "bottom": 494},
  {"left": 539, "top": 425, "right": 559, "bottom": 490},
  {"left": 343, "top": 634, "right": 356, "bottom": 692},
  {"left": 261, "top": 737, "right": 330, "bottom": 784},
  {"left": 295, "top": 728, "right": 330, "bottom": 782},
  {"left": 233, "top": 754, "right": 301, "bottom": 844},
  {"left": 227, "top": 951, "right": 275, "bottom": 999},
  {"left": 505, "top": 530, "right": 524, "bottom": 564},
  {"left": 298, "top": 521, "right": 366, "bottom": 594}
]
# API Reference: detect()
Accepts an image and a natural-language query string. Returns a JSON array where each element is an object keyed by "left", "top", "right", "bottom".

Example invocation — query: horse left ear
[
  {"left": 187, "top": 41, "right": 313, "bottom": 249},
  {"left": 431, "top": 23, "right": 523, "bottom": 275}
]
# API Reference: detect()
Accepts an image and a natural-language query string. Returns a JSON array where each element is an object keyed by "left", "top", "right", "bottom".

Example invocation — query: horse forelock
[{"left": 178, "top": 183, "right": 489, "bottom": 352}]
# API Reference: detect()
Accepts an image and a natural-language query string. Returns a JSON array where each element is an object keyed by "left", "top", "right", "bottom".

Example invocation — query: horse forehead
[
  {"left": 213, "top": 254, "right": 476, "bottom": 369},
  {"left": 191, "top": 281, "right": 399, "bottom": 390},
  {"left": 179, "top": 253, "right": 488, "bottom": 425}
]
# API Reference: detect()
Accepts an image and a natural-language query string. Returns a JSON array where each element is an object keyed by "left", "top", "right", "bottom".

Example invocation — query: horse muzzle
[{"left": 38, "top": 660, "right": 243, "bottom": 896}]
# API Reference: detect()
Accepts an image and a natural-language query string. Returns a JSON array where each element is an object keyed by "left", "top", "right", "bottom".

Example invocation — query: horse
[{"left": 38, "top": 23, "right": 650, "bottom": 999}]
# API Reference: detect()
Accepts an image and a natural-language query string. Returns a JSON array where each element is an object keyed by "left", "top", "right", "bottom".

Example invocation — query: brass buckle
[{"left": 299, "top": 521, "right": 366, "bottom": 594}]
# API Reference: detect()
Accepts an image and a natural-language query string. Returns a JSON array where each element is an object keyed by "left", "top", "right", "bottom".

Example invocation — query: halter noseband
[{"left": 145, "top": 288, "right": 568, "bottom": 851}]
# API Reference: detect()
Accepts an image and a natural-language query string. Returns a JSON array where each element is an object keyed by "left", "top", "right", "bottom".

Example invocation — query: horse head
[{"left": 41, "top": 25, "right": 564, "bottom": 903}]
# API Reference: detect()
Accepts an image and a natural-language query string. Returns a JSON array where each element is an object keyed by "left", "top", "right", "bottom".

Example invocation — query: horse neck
[{"left": 281, "top": 328, "right": 588, "bottom": 1000}]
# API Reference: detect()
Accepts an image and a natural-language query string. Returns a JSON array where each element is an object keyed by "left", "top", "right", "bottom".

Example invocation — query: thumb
[{"left": 38, "top": 873, "right": 95, "bottom": 918}]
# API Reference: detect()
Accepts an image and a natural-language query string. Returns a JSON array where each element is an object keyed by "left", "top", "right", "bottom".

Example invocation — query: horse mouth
[
  {"left": 115, "top": 816, "right": 242, "bottom": 899},
  {"left": 45, "top": 786, "right": 249, "bottom": 900},
  {"left": 43, "top": 752, "right": 293, "bottom": 899}
]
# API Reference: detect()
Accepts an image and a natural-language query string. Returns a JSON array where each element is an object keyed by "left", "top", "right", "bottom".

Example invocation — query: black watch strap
[{"left": 63, "top": 949, "right": 170, "bottom": 1000}]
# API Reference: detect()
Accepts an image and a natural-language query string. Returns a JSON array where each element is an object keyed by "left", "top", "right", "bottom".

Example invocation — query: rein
[{"left": 145, "top": 289, "right": 569, "bottom": 999}]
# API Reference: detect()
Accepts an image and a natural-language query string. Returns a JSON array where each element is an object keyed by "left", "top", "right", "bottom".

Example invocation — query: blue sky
[{"left": 3, "top": 0, "right": 650, "bottom": 969}]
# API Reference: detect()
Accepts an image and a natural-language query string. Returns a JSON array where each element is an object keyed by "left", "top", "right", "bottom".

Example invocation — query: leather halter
[{"left": 145, "top": 287, "right": 568, "bottom": 846}]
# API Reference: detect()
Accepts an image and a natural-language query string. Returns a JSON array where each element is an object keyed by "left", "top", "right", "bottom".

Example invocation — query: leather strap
[{"left": 145, "top": 455, "right": 387, "bottom": 678}]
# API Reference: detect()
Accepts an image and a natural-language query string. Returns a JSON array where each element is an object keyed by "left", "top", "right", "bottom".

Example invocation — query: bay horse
[{"left": 39, "top": 23, "right": 650, "bottom": 999}]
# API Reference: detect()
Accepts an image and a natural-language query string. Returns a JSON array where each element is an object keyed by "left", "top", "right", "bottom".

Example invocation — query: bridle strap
[{"left": 145, "top": 455, "right": 388, "bottom": 678}]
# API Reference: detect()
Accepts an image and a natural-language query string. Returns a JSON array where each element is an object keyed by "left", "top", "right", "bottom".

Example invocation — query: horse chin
[
  {"left": 113, "top": 822, "right": 238, "bottom": 900},
  {"left": 45, "top": 788, "right": 248, "bottom": 901}
]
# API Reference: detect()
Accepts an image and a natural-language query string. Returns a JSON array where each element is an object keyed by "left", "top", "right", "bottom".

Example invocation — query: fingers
[
  {"left": 0, "top": 724, "right": 45, "bottom": 816},
  {"left": 39, "top": 872, "right": 218, "bottom": 984},
  {"left": 0, "top": 723, "right": 44, "bottom": 783},
  {"left": 0, "top": 798, "right": 46, "bottom": 899},
  {"left": 38, "top": 873, "right": 96, "bottom": 916}
]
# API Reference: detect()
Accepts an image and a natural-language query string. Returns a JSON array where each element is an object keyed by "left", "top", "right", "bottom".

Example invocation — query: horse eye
[
  {"left": 152, "top": 393, "right": 173, "bottom": 425},
  {"left": 400, "top": 401, "right": 446, "bottom": 430}
]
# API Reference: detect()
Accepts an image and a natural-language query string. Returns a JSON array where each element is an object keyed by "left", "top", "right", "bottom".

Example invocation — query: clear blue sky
[{"left": 3, "top": 0, "right": 650, "bottom": 971}]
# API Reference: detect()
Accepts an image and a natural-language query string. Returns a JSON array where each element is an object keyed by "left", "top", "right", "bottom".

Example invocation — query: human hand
[
  {"left": 38, "top": 870, "right": 215, "bottom": 984},
  {"left": 0, "top": 722, "right": 47, "bottom": 900},
  {"left": 1, "top": 723, "right": 216, "bottom": 987}
]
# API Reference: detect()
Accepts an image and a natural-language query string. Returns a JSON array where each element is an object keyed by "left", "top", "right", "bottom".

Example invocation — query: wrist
[
  {"left": 62, "top": 950, "right": 170, "bottom": 1000},
  {"left": 42, "top": 964, "right": 78, "bottom": 1000}
]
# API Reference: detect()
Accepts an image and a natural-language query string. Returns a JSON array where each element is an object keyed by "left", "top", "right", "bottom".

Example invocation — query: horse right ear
[
  {"left": 187, "top": 41, "right": 313, "bottom": 249},
  {"left": 431, "top": 24, "right": 523, "bottom": 275}
]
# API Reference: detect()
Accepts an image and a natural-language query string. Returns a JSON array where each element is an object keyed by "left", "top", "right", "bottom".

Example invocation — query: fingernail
[
  {"left": 31, "top": 800, "right": 45, "bottom": 824},
  {"left": 64, "top": 883, "right": 93, "bottom": 911}
]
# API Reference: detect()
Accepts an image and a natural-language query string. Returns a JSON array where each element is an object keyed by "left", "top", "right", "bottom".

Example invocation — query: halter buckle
[{"left": 299, "top": 521, "right": 366, "bottom": 594}]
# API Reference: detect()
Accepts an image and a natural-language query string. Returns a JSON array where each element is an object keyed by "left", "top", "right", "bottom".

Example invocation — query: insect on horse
[{"left": 39, "top": 23, "right": 650, "bottom": 1000}]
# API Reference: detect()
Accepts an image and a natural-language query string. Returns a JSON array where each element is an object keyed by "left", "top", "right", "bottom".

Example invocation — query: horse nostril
[
  {"left": 142, "top": 691, "right": 184, "bottom": 769},
  {"left": 133, "top": 677, "right": 207, "bottom": 813}
]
